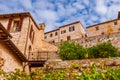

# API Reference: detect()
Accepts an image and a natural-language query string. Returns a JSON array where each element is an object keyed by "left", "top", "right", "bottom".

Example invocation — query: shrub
[
  {"left": 58, "top": 41, "right": 86, "bottom": 60},
  {"left": 1, "top": 64, "right": 120, "bottom": 80},
  {"left": 58, "top": 41, "right": 120, "bottom": 60},
  {"left": 0, "top": 69, "right": 31, "bottom": 80},
  {"left": 88, "top": 42, "right": 120, "bottom": 58}
]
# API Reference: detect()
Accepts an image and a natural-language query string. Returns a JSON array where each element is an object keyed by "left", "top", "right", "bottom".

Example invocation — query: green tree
[{"left": 91, "top": 42, "right": 120, "bottom": 58}]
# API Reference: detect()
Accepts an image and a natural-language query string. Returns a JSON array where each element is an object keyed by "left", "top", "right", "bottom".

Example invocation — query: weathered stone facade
[
  {"left": 0, "top": 12, "right": 58, "bottom": 72},
  {"left": 45, "top": 12, "right": 120, "bottom": 51},
  {"left": 44, "top": 57, "right": 120, "bottom": 70},
  {"left": 1, "top": 11, "right": 120, "bottom": 73},
  {"left": 44, "top": 21, "right": 85, "bottom": 44},
  {"left": 86, "top": 19, "right": 120, "bottom": 37},
  {"left": 0, "top": 13, "right": 58, "bottom": 59},
  {"left": 72, "top": 32, "right": 120, "bottom": 49},
  {"left": 0, "top": 42, "right": 23, "bottom": 72},
  {"left": 86, "top": 12, "right": 120, "bottom": 37},
  {"left": 0, "top": 23, "right": 26, "bottom": 73}
]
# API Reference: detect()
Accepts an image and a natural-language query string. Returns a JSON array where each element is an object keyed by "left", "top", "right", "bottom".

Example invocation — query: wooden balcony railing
[{"left": 28, "top": 51, "right": 57, "bottom": 61}]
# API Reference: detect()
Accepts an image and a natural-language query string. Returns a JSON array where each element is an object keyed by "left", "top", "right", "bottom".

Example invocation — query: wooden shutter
[
  {"left": 18, "top": 17, "right": 24, "bottom": 31},
  {"left": 7, "top": 19, "right": 12, "bottom": 31}
]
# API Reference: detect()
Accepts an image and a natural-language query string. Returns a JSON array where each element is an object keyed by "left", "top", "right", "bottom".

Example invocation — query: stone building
[
  {"left": 1, "top": 11, "right": 120, "bottom": 73},
  {"left": 0, "top": 12, "right": 57, "bottom": 57},
  {"left": 86, "top": 12, "right": 120, "bottom": 37},
  {"left": 0, "top": 23, "right": 27, "bottom": 72},
  {"left": 0, "top": 12, "right": 58, "bottom": 72},
  {"left": 44, "top": 21, "right": 85, "bottom": 44}
]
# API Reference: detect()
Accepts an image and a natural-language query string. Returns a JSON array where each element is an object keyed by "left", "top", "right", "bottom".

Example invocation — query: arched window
[
  {"left": 50, "top": 33, "right": 53, "bottom": 37},
  {"left": 55, "top": 32, "right": 58, "bottom": 36},
  {"left": 28, "top": 45, "right": 31, "bottom": 53},
  {"left": 29, "top": 25, "right": 35, "bottom": 43}
]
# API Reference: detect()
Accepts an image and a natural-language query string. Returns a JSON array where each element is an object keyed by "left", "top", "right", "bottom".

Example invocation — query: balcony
[{"left": 28, "top": 51, "right": 57, "bottom": 67}]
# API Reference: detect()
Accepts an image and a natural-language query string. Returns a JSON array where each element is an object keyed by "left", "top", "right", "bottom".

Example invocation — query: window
[
  {"left": 55, "top": 32, "right": 58, "bottom": 36},
  {"left": 114, "top": 21, "right": 117, "bottom": 25},
  {"left": 52, "top": 40, "right": 55, "bottom": 43},
  {"left": 101, "top": 32, "right": 105, "bottom": 35},
  {"left": 7, "top": 17, "right": 23, "bottom": 32},
  {"left": 44, "top": 36, "right": 47, "bottom": 39},
  {"left": 28, "top": 45, "right": 32, "bottom": 53},
  {"left": 96, "top": 26, "right": 99, "bottom": 30},
  {"left": 69, "top": 26, "right": 75, "bottom": 32},
  {"left": 63, "top": 30, "right": 66, "bottom": 33},
  {"left": 118, "top": 28, "right": 120, "bottom": 31},
  {"left": 50, "top": 33, "right": 53, "bottom": 37},
  {"left": 85, "top": 34, "right": 87, "bottom": 37},
  {"left": 61, "top": 30, "right": 66, "bottom": 34},
  {"left": 12, "top": 21, "right": 20, "bottom": 32},
  {"left": 67, "top": 36, "right": 71, "bottom": 40},
  {"left": 29, "top": 25, "right": 34, "bottom": 43}
]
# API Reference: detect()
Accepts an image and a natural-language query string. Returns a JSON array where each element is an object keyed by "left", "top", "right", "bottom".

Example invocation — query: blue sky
[{"left": 0, "top": 0, "right": 120, "bottom": 32}]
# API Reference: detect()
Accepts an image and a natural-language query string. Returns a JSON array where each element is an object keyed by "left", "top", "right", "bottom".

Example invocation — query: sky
[{"left": 0, "top": 0, "right": 120, "bottom": 32}]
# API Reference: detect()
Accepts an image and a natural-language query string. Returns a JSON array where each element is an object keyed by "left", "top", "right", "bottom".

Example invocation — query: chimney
[
  {"left": 118, "top": 12, "right": 120, "bottom": 19},
  {"left": 39, "top": 23, "right": 45, "bottom": 40}
]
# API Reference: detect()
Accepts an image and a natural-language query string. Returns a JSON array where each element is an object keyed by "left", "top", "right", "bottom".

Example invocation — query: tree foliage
[{"left": 58, "top": 41, "right": 120, "bottom": 60}]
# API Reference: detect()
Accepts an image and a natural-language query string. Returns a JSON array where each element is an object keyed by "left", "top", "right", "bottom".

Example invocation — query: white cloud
[
  {"left": 1, "top": 0, "right": 120, "bottom": 32},
  {"left": 32, "top": 0, "right": 54, "bottom": 10},
  {"left": 95, "top": 0, "right": 107, "bottom": 15},
  {"left": 73, "top": 2, "right": 85, "bottom": 9},
  {"left": 36, "top": 9, "right": 58, "bottom": 22},
  {"left": 90, "top": 15, "right": 99, "bottom": 21},
  {"left": 83, "top": 0, "right": 89, "bottom": 5},
  {"left": 0, "top": 4, "right": 9, "bottom": 11},
  {"left": 106, "top": 5, "right": 120, "bottom": 19},
  {"left": 19, "top": 0, "right": 32, "bottom": 9},
  {"left": 56, "top": 3, "right": 66, "bottom": 17}
]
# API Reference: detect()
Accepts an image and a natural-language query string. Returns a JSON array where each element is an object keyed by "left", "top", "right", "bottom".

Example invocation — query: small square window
[
  {"left": 50, "top": 34, "right": 53, "bottom": 37},
  {"left": 63, "top": 30, "right": 66, "bottom": 33},
  {"left": 69, "top": 26, "right": 75, "bottom": 32},
  {"left": 55, "top": 32, "right": 58, "bottom": 36},
  {"left": 101, "top": 32, "right": 105, "bottom": 35},
  {"left": 61, "top": 30, "right": 66, "bottom": 34},
  {"left": 52, "top": 40, "right": 55, "bottom": 43},
  {"left": 44, "top": 36, "right": 47, "bottom": 39},
  {"left": 12, "top": 21, "right": 20, "bottom": 32},
  {"left": 85, "top": 34, "right": 87, "bottom": 37},
  {"left": 118, "top": 28, "right": 120, "bottom": 31},
  {"left": 114, "top": 21, "right": 117, "bottom": 25},
  {"left": 96, "top": 26, "right": 99, "bottom": 30}
]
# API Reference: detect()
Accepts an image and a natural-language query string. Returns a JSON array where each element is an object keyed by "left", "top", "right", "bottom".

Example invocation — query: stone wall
[
  {"left": 72, "top": 32, "right": 120, "bottom": 50},
  {"left": 0, "top": 42, "right": 23, "bottom": 73},
  {"left": 44, "top": 21, "right": 85, "bottom": 43},
  {"left": 44, "top": 57, "right": 120, "bottom": 70},
  {"left": 86, "top": 19, "right": 120, "bottom": 37}
]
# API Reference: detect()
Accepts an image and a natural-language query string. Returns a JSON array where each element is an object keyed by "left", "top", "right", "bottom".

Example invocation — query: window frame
[
  {"left": 12, "top": 20, "right": 20, "bottom": 32},
  {"left": 29, "top": 25, "right": 35, "bottom": 43},
  {"left": 96, "top": 26, "right": 99, "bottom": 31},
  {"left": 50, "top": 33, "right": 53, "bottom": 37},
  {"left": 69, "top": 26, "right": 75, "bottom": 32},
  {"left": 61, "top": 30, "right": 66, "bottom": 34},
  {"left": 55, "top": 32, "right": 58, "bottom": 36},
  {"left": 114, "top": 21, "right": 117, "bottom": 25},
  {"left": 44, "top": 36, "right": 47, "bottom": 39}
]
